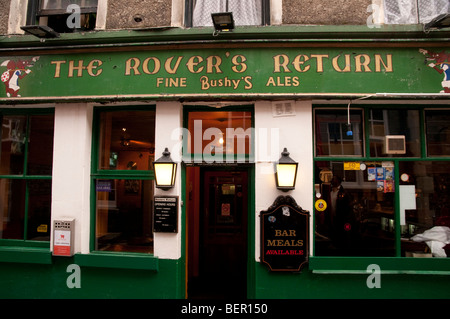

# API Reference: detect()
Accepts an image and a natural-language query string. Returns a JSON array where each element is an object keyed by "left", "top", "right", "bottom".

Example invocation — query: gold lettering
[
  {"left": 244, "top": 76, "right": 252, "bottom": 89},
  {"left": 231, "top": 55, "right": 247, "bottom": 73},
  {"left": 142, "top": 57, "right": 160, "bottom": 74},
  {"left": 206, "top": 55, "right": 222, "bottom": 73},
  {"left": 165, "top": 56, "right": 183, "bottom": 74},
  {"left": 68, "top": 60, "right": 85, "bottom": 77},
  {"left": 311, "top": 54, "right": 328, "bottom": 72},
  {"left": 186, "top": 56, "right": 204, "bottom": 74},
  {"left": 292, "top": 54, "right": 310, "bottom": 72},
  {"left": 86, "top": 59, "right": 103, "bottom": 77},
  {"left": 273, "top": 54, "right": 291, "bottom": 73},
  {"left": 355, "top": 54, "right": 372, "bottom": 72},
  {"left": 51, "top": 60, "right": 66, "bottom": 78},
  {"left": 125, "top": 58, "right": 141, "bottom": 76},
  {"left": 266, "top": 77, "right": 276, "bottom": 86},
  {"left": 332, "top": 54, "right": 351, "bottom": 72},
  {"left": 374, "top": 54, "right": 393, "bottom": 72}
]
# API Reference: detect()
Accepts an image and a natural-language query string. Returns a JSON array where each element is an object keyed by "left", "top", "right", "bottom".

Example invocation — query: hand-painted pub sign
[
  {"left": 0, "top": 47, "right": 449, "bottom": 100},
  {"left": 260, "top": 195, "right": 309, "bottom": 272}
]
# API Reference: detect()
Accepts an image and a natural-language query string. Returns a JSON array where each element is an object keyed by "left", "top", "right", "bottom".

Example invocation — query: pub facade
[{"left": 0, "top": 0, "right": 450, "bottom": 299}]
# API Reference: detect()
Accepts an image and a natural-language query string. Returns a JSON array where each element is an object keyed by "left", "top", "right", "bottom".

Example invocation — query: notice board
[
  {"left": 154, "top": 196, "right": 178, "bottom": 233},
  {"left": 260, "top": 195, "right": 309, "bottom": 272}
]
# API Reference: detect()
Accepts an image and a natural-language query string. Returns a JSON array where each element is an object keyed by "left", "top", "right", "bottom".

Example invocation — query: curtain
[
  {"left": 384, "top": 0, "right": 450, "bottom": 24},
  {"left": 192, "top": 0, "right": 262, "bottom": 27}
]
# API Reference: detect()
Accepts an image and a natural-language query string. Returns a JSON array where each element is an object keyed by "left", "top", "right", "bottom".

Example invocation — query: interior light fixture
[
  {"left": 275, "top": 148, "right": 298, "bottom": 192},
  {"left": 21, "top": 25, "right": 60, "bottom": 38},
  {"left": 211, "top": 12, "right": 235, "bottom": 35},
  {"left": 424, "top": 13, "right": 450, "bottom": 32},
  {"left": 153, "top": 148, "right": 177, "bottom": 190}
]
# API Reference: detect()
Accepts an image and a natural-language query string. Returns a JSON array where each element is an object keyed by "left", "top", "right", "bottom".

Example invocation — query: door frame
[
  {"left": 183, "top": 164, "right": 255, "bottom": 299},
  {"left": 181, "top": 105, "right": 256, "bottom": 298}
]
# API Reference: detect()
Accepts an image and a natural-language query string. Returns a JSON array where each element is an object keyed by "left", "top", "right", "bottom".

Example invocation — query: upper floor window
[
  {"left": 384, "top": 0, "right": 450, "bottom": 24},
  {"left": 27, "top": 0, "right": 98, "bottom": 33},
  {"left": 185, "top": 0, "right": 270, "bottom": 27}
]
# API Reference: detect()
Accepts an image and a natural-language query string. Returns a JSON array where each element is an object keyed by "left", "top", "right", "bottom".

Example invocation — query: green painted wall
[
  {"left": 2, "top": 257, "right": 449, "bottom": 299},
  {"left": 0, "top": 257, "right": 184, "bottom": 299},
  {"left": 253, "top": 264, "right": 450, "bottom": 299}
]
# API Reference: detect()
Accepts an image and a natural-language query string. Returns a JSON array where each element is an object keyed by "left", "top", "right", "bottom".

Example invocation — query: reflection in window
[
  {"left": 315, "top": 161, "right": 395, "bottom": 256},
  {"left": 0, "top": 113, "right": 54, "bottom": 242},
  {"left": 35, "top": 0, "right": 98, "bottom": 33},
  {"left": 315, "top": 109, "right": 363, "bottom": 157},
  {"left": 187, "top": 111, "right": 252, "bottom": 160},
  {"left": 400, "top": 162, "right": 450, "bottom": 257},
  {"left": 426, "top": 110, "right": 450, "bottom": 156},
  {"left": 369, "top": 109, "right": 420, "bottom": 157},
  {"left": 95, "top": 179, "right": 154, "bottom": 253},
  {"left": 94, "top": 109, "right": 156, "bottom": 254},
  {"left": 98, "top": 111, "right": 155, "bottom": 170}
]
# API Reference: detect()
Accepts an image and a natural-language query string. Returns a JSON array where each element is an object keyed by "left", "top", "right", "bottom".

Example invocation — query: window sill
[
  {"left": 0, "top": 246, "right": 52, "bottom": 264},
  {"left": 74, "top": 252, "right": 159, "bottom": 271},
  {"left": 309, "top": 256, "right": 450, "bottom": 275}
]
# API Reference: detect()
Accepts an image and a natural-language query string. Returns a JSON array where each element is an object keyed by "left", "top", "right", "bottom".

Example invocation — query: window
[
  {"left": 0, "top": 110, "right": 54, "bottom": 244},
  {"left": 369, "top": 109, "right": 420, "bottom": 157},
  {"left": 383, "top": 0, "right": 450, "bottom": 24},
  {"left": 27, "top": 0, "right": 98, "bottom": 33},
  {"left": 315, "top": 160, "right": 396, "bottom": 256},
  {"left": 185, "top": 109, "right": 253, "bottom": 162},
  {"left": 185, "top": 0, "right": 270, "bottom": 27},
  {"left": 314, "top": 109, "right": 364, "bottom": 157},
  {"left": 425, "top": 110, "right": 450, "bottom": 156},
  {"left": 314, "top": 106, "right": 450, "bottom": 259},
  {"left": 92, "top": 108, "right": 155, "bottom": 254}
]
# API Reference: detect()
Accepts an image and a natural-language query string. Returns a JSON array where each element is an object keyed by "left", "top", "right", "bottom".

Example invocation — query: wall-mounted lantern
[
  {"left": 153, "top": 148, "right": 177, "bottom": 190},
  {"left": 275, "top": 148, "right": 298, "bottom": 191}
]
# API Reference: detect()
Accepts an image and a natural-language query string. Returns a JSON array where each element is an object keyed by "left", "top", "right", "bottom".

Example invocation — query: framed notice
[
  {"left": 260, "top": 195, "right": 309, "bottom": 272},
  {"left": 153, "top": 196, "right": 178, "bottom": 233}
]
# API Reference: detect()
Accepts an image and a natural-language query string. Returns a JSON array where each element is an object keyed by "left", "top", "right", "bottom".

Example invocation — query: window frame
[
  {"left": 25, "top": 0, "right": 98, "bottom": 32},
  {"left": 184, "top": 0, "right": 271, "bottom": 28},
  {"left": 311, "top": 104, "right": 450, "bottom": 273},
  {"left": 0, "top": 108, "right": 54, "bottom": 249},
  {"left": 89, "top": 106, "right": 156, "bottom": 254}
]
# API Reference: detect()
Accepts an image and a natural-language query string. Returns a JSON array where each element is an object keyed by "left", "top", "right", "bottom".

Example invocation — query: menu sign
[
  {"left": 154, "top": 196, "right": 178, "bottom": 233},
  {"left": 260, "top": 196, "right": 309, "bottom": 272}
]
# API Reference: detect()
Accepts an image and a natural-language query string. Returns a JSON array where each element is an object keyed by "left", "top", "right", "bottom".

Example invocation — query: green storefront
[{"left": 0, "top": 26, "right": 450, "bottom": 299}]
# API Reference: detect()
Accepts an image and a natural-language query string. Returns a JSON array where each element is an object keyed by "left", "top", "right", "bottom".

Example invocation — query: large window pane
[
  {"left": 1, "top": 115, "right": 27, "bottom": 175},
  {"left": 369, "top": 109, "right": 420, "bottom": 157},
  {"left": 27, "top": 115, "right": 54, "bottom": 175},
  {"left": 95, "top": 179, "right": 154, "bottom": 253},
  {"left": 98, "top": 111, "right": 155, "bottom": 170},
  {"left": 426, "top": 110, "right": 450, "bottom": 156},
  {"left": 315, "top": 161, "right": 395, "bottom": 256},
  {"left": 27, "top": 180, "right": 51, "bottom": 241},
  {"left": 399, "top": 161, "right": 450, "bottom": 257},
  {"left": 315, "top": 109, "right": 363, "bottom": 157},
  {"left": 187, "top": 111, "right": 252, "bottom": 158},
  {"left": 0, "top": 179, "right": 25, "bottom": 240}
]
